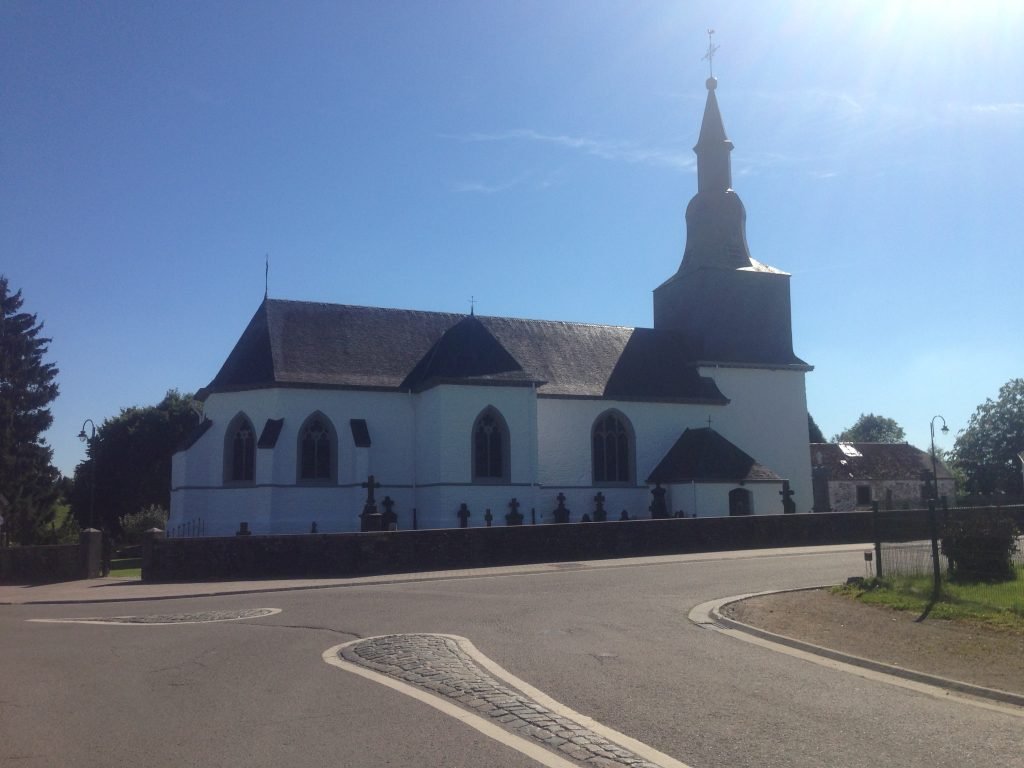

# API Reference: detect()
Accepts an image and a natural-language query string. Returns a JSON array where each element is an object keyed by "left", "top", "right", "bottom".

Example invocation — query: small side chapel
[{"left": 169, "top": 75, "right": 814, "bottom": 535}]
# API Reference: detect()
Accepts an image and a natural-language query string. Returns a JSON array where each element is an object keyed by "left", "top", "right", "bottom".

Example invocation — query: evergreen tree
[
  {"left": 808, "top": 413, "right": 826, "bottom": 443},
  {"left": 0, "top": 276, "right": 61, "bottom": 544}
]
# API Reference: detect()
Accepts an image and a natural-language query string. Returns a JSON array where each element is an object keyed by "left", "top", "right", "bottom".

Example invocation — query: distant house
[{"left": 810, "top": 443, "right": 955, "bottom": 512}]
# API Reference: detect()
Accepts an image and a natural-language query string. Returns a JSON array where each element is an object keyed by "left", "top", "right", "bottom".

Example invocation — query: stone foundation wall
[
  {"left": 0, "top": 531, "right": 103, "bottom": 584},
  {"left": 144, "top": 511, "right": 887, "bottom": 582}
]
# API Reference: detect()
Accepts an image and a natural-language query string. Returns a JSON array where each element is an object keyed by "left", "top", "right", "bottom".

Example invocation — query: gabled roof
[
  {"left": 199, "top": 299, "right": 727, "bottom": 404},
  {"left": 810, "top": 442, "right": 953, "bottom": 482},
  {"left": 646, "top": 427, "right": 781, "bottom": 484},
  {"left": 401, "top": 314, "right": 538, "bottom": 391}
]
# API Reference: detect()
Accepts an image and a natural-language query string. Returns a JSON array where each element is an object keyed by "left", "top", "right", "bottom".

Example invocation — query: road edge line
[{"left": 690, "top": 590, "right": 1024, "bottom": 717}]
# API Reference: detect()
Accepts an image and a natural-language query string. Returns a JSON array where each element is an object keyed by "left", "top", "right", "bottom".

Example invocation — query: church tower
[{"left": 653, "top": 76, "right": 803, "bottom": 367}]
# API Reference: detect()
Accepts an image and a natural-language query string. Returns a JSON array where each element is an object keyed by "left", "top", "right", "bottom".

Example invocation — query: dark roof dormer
[
  {"left": 646, "top": 427, "right": 781, "bottom": 484},
  {"left": 400, "top": 313, "right": 539, "bottom": 392}
]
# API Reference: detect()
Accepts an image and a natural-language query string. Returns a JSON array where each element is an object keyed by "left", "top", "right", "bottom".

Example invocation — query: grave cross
[
  {"left": 360, "top": 474, "right": 384, "bottom": 532},
  {"left": 779, "top": 480, "right": 796, "bottom": 514},
  {"left": 552, "top": 492, "right": 570, "bottom": 524},
  {"left": 593, "top": 491, "right": 607, "bottom": 522},
  {"left": 457, "top": 502, "right": 471, "bottom": 528},
  {"left": 506, "top": 497, "right": 524, "bottom": 526},
  {"left": 361, "top": 475, "right": 382, "bottom": 505}
]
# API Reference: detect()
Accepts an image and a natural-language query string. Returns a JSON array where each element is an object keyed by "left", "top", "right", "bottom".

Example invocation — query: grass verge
[
  {"left": 108, "top": 557, "right": 141, "bottom": 579},
  {"left": 833, "top": 565, "right": 1024, "bottom": 634}
]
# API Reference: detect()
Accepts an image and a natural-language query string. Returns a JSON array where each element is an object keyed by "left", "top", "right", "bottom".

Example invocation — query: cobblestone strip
[{"left": 340, "top": 634, "right": 662, "bottom": 768}]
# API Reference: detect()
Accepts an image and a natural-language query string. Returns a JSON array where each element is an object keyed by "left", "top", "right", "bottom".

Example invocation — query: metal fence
[
  {"left": 166, "top": 518, "right": 204, "bottom": 538},
  {"left": 872, "top": 503, "right": 1024, "bottom": 611}
]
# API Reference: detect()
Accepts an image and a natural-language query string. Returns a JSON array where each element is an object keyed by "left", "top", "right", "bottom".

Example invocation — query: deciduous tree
[
  {"left": 0, "top": 276, "right": 61, "bottom": 544},
  {"left": 832, "top": 413, "right": 906, "bottom": 444},
  {"left": 70, "top": 390, "right": 198, "bottom": 536},
  {"left": 951, "top": 379, "right": 1024, "bottom": 496}
]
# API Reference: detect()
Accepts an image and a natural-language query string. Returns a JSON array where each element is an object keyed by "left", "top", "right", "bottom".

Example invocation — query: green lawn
[
  {"left": 834, "top": 565, "right": 1024, "bottom": 633},
  {"left": 108, "top": 557, "right": 141, "bottom": 579}
]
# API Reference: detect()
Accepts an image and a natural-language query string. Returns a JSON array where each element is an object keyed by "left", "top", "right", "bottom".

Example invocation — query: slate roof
[
  {"left": 646, "top": 427, "right": 782, "bottom": 484},
  {"left": 200, "top": 299, "right": 727, "bottom": 404},
  {"left": 400, "top": 314, "right": 539, "bottom": 391},
  {"left": 810, "top": 443, "right": 953, "bottom": 482}
]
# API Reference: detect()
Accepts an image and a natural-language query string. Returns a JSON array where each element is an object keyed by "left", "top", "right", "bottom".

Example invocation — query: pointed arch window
[
  {"left": 224, "top": 413, "right": 256, "bottom": 484},
  {"left": 592, "top": 411, "right": 634, "bottom": 484},
  {"left": 472, "top": 408, "right": 510, "bottom": 483},
  {"left": 298, "top": 413, "right": 337, "bottom": 483}
]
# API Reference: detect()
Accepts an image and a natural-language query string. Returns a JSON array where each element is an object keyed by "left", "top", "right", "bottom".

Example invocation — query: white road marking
[
  {"left": 28, "top": 607, "right": 282, "bottom": 626},
  {"left": 690, "top": 594, "right": 1024, "bottom": 720}
]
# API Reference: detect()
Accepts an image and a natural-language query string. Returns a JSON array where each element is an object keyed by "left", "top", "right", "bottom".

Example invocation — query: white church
[{"left": 169, "top": 76, "right": 813, "bottom": 535}]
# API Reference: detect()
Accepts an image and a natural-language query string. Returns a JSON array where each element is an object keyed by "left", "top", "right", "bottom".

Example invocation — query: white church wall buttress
[{"left": 698, "top": 366, "right": 812, "bottom": 513}]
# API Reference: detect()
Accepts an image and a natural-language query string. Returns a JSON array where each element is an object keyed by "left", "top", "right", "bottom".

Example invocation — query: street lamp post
[
  {"left": 78, "top": 419, "right": 97, "bottom": 530},
  {"left": 929, "top": 415, "right": 950, "bottom": 503}
]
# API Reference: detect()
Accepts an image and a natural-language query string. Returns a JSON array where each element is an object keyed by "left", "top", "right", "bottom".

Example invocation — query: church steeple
[
  {"left": 672, "top": 76, "right": 756, "bottom": 274},
  {"left": 694, "top": 77, "right": 733, "bottom": 194},
  {"left": 651, "top": 71, "right": 804, "bottom": 368}
]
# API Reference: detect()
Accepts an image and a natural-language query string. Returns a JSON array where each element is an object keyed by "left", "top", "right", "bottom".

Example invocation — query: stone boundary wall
[
  {"left": 144, "top": 511, "right": 892, "bottom": 582},
  {"left": 0, "top": 530, "right": 104, "bottom": 584}
]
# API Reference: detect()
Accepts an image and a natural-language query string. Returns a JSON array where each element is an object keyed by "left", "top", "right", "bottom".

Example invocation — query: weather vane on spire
[{"left": 702, "top": 28, "right": 719, "bottom": 78}]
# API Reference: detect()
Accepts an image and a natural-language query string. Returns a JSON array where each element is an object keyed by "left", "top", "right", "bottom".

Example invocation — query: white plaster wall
[
  {"left": 696, "top": 366, "right": 813, "bottom": 513},
  {"left": 169, "top": 388, "right": 418, "bottom": 535},
  {"left": 666, "top": 482, "right": 782, "bottom": 518},
  {"left": 171, "top": 385, "right": 541, "bottom": 535},
  {"left": 169, "top": 366, "right": 811, "bottom": 534},
  {"left": 535, "top": 398, "right": 739, "bottom": 520},
  {"left": 411, "top": 384, "right": 537, "bottom": 528}
]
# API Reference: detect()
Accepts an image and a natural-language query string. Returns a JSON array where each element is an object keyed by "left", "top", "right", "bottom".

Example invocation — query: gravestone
[
  {"left": 360, "top": 475, "right": 384, "bottom": 532},
  {"left": 457, "top": 503, "right": 471, "bottom": 528},
  {"left": 484, "top": 509, "right": 493, "bottom": 527},
  {"left": 505, "top": 498, "right": 523, "bottom": 526},
  {"left": 648, "top": 484, "right": 669, "bottom": 519},
  {"left": 552, "top": 493, "right": 570, "bottom": 524},
  {"left": 779, "top": 480, "right": 796, "bottom": 514},
  {"left": 381, "top": 496, "right": 397, "bottom": 530},
  {"left": 593, "top": 491, "right": 607, "bottom": 522}
]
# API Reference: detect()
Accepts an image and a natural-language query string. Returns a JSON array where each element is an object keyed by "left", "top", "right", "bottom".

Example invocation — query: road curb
[
  {"left": 0, "top": 543, "right": 871, "bottom": 606},
  {"left": 703, "top": 588, "right": 1024, "bottom": 710}
]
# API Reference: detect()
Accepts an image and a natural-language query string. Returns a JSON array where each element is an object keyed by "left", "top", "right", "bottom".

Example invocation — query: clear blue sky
[{"left": 3, "top": 0, "right": 1022, "bottom": 479}]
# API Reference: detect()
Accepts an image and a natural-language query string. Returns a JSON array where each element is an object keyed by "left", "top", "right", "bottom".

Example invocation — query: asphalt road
[{"left": 2, "top": 547, "right": 1022, "bottom": 768}]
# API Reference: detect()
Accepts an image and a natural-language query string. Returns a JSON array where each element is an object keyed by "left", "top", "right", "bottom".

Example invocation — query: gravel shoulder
[{"left": 721, "top": 589, "right": 1024, "bottom": 695}]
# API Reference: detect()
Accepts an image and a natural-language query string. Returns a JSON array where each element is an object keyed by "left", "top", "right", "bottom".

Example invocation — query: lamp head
[
  {"left": 941, "top": 424, "right": 950, "bottom": 435},
  {"left": 77, "top": 429, "right": 87, "bottom": 441}
]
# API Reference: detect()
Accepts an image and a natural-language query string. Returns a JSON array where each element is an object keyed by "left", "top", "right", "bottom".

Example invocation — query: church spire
[
  {"left": 694, "top": 78, "right": 734, "bottom": 194},
  {"left": 652, "top": 67, "right": 801, "bottom": 368},
  {"left": 670, "top": 74, "right": 754, "bottom": 274}
]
